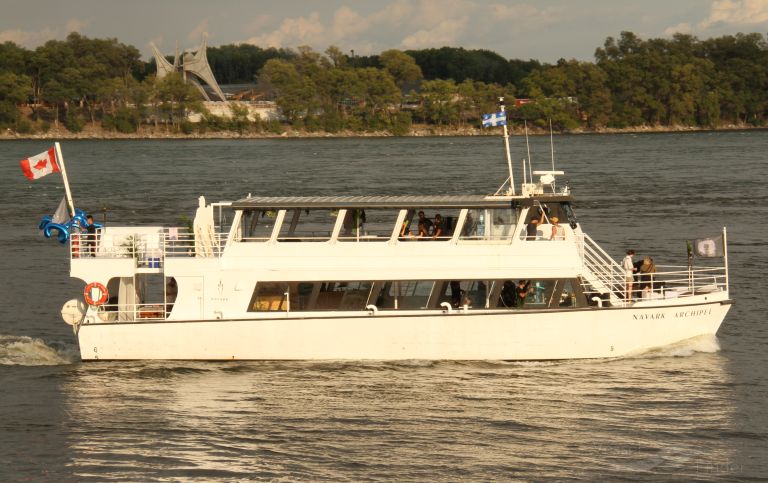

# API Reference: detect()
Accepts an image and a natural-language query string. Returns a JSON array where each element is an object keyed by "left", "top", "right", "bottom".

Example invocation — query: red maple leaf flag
[{"left": 20, "top": 147, "right": 60, "bottom": 180}]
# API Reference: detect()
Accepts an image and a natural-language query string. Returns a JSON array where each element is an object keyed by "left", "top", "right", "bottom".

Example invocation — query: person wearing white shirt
[{"left": 622, "top": 249, "right": 636, "bottom": 302}]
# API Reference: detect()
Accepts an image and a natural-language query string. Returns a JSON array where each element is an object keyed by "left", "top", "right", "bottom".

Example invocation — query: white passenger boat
[{"left": 50, "top": 110, "right": 731, "bottom": 361}]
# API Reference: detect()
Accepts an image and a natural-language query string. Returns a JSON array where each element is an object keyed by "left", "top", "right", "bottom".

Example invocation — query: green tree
[
  {"left": 155, "top": 73, "right": 204, "bottom": 130},
  {"left": 0, "top": 72, "right": 31, "bottom": 128},
  {"left": 379, "top": 49, "right": 423, "bottom": 92},
  {"left": 417, "top": 79, "right": 459, "bottom": 126}
]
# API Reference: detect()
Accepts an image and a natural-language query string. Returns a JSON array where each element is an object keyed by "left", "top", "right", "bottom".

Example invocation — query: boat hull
[{"left": 76, "top": 295, "right": 731, "bottom": 361}]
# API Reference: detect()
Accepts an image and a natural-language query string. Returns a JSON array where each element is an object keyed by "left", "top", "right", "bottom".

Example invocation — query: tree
[
  {"left": 417, "top": 79, "right": 459, "bottom": 126},
  {"left": 0, "top": 72, "right": 31, "bottom": 127},
  {"left": 155, "top": 73, "right": 204, "bottom": 130},
  {"left": 379, "top": 49, "right": 423, "bottom": 92}
]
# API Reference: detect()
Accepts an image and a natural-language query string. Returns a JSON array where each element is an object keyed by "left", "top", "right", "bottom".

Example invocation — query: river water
[{"left": 0, "top": 133, "right": 765, "bottom": 480}]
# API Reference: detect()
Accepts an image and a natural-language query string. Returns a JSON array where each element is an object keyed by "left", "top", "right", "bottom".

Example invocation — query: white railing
[
  {"left": 93, "top": 302, "right": 171, "bottom": 322},
  {"left": 578, "top": 234, "right": 729, "bottom": 306},
  {"left": 579, "top": 234, "right": 625, "bottom": 304},
  {"left": 70, "top": 228, "right": 228, "bottom": 264}
]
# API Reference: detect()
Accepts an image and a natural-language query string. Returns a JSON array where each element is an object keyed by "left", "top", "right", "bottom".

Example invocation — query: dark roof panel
[{"left": 231, "top": 194, "right": 572, "bottom": 210}]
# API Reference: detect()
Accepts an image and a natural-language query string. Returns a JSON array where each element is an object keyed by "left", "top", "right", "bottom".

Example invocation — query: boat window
[
  {"left": 488, "top": 207, "right": 517, "bottom": 240},
  {"left": 277, "top": 209, "right": 336, "bottom": 242},
  {"left": 397, "top": 208, "right": 461, "bottom": 241},
  {"left": 436, "top": 280, "right": 494, "bottom": 309},
  {"left": 556, "top": 280, "right": 585, "bottom": 307},
  {"left": 313, "top": 281, "right": 373, "bottom": 310},
  {"left": 242, "top": 210, "right": 278, "bottom": 242},
  {"left": 249, "top": 282, "right": 289, "bottom": 311},
  {"left": 338, "top": 209, "right": 400, "bottom": 242},
  {"left": 376, "top": 280, "right": 434, "bottom": 309},
  {"left": 458, "top": 208, "right": 518, "bottom": 241},
  {"left": 494, "top": 279, "right": 585, "bottom": 309}
]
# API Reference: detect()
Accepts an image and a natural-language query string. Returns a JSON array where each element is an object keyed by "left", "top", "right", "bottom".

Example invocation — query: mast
[
  {"left": 499, "top": 98, "right": 516, "bottom": 195},
  {"left": 523, "top": 120, "right": 532, "bottom": 185},
  {"left": 549, "top": 118, "right": 556, "bottom": 192},
  {"left": 723, "top": 226, "right": 729, "bottom": 294},
  {"left": 54, "top": 142, "right": 76, "bottom": 217}
]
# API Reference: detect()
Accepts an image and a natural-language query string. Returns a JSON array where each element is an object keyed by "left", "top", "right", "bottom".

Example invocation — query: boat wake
[
  {"left": 0, "top": 335, "right": 79, "bottom": 366},
  {"left": 627, "top": 334, "right": 721, "bottom": 359}
]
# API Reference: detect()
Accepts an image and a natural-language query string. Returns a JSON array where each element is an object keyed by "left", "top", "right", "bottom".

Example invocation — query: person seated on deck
[
  {"left": 416, "top": 211, "right": 432, "bottom": 238},
  {"left": 431, "top": 214, "right": 444, "bottom": 240},
  {"left": 400, "top": 218, "right": 411, "bottom": 238}
]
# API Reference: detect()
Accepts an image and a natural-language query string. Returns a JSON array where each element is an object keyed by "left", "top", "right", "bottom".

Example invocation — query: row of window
[
  {"left": 240, "top": 207, "right": 519, "bottom": 242},
  {"left": 247, "top": 278, "right": 586, "bottom": 312}
]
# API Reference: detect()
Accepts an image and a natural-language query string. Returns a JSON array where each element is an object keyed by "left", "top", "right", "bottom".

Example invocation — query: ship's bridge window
[
  {"left": 242, "top": 210, "right": 277, "bottom": 242},
  {"left": 277, "top": 209, "right": 336, "bottom": 242},
  {"left": 459, "top": 207, "right": 518, "bottom": 241},
  {"left": 398, "top": 208, "right": 461, "bottom": 241},
  {"left": 338, "top": 209, "right": 400, "bottom": 242}
]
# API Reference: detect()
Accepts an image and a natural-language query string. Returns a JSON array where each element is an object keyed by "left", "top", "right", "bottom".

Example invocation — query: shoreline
[{"left": 1, "top": 122, "right": 762, "bottom": 140}]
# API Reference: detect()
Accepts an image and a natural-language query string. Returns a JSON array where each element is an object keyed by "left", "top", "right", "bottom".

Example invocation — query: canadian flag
[{"left": 20, "top": 147, "right": 60, "bottom": 180}]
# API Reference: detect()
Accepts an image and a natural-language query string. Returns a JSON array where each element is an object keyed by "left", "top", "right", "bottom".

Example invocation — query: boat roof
[{"left": 231, "top": 193, "right": 573, "bottom": 210}]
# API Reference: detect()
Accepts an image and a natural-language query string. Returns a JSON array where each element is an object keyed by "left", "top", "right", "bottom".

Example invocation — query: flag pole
[
  {"left": 54, "top": 142, "right": 76, "bottom": 217},
  {"left": 499, "top": 98, "right": 515, "bottom": 195},
  {"left": 723, "top": 226, "right": 729, "bottom": 294}
]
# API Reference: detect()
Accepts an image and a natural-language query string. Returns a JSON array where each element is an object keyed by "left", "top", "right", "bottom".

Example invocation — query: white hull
[{"left": 76, "top": 295, "right": 731, "bottom": 361}]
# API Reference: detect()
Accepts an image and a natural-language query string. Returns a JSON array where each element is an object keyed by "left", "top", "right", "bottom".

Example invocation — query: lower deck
[{"left": 76, "top": 295, "right": 732, "bottom": 361}]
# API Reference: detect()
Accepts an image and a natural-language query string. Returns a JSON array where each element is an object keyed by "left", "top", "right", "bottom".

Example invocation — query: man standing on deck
[{"left": 622, "top": 249, "right": 636, "bottom": 301}]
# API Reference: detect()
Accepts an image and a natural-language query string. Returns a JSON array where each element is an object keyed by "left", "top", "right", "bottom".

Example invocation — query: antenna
[
  {"left": 523, "top": 120, "right": 532, "bottom": 184},
  {"left": 549, "top": 118, "right": 556, "bottom": 192}
]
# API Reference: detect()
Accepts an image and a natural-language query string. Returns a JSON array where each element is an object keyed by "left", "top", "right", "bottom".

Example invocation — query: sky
[{"left": 2, "top": 0, "right": 768, "bottom": 62}]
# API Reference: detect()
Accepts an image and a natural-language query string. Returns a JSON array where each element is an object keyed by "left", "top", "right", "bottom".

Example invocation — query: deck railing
[
  {"left": 70, "top": 228, "right": 227, "bottom": 264},
  {"left": 577, "top": 234, "right": 728, "bottom": 305}
]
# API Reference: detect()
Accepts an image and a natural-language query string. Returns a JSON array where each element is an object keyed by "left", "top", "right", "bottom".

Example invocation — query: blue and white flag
[{"left": 482, "top": 112, "right": 507, "bottom": 127}]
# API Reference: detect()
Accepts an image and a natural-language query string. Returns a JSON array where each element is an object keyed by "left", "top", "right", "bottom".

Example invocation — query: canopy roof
[{"left": 231, "top": 193, "right": 573, "bottom": 210}]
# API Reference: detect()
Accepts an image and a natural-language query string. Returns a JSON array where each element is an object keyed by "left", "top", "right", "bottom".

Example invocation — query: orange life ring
[{"left": 84, "top": 282, "right": 108, "bottom": 306}]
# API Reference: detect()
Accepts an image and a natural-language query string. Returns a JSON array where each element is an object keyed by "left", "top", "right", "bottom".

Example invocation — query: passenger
[
  {"left": 399, "top": 218, "right": 411, "bottom": 238},
  {"left": 343, "top": 209, "right": 366, "bottom": 237},
  {"left": 622, "top": 249, "right": 636, "bottom": 301},
  {"left": 432, "top": 214, "right": 443, "bottom": 240},
  {"left": 450, "top": 281, "right": 462, "bottom": 308},
  {"left": 526, "top": 209, "right": 544, "bottom": 240},
  {"left": 638, "top": 256, "right": 657, "bottom": 297},
  {"left": 549, "top": 216, "right": 565, "bottom": 240},
  {"left": 462, "top": 211, "right": 475, "bottom": 236},
  {"left": 84, "top": 214, "right": 97, "bottom": 256},
  {"left": 417, "top": 211, "right": 432, "bottom": 237},
  {"left": 514, "top": 280, "right": 531, "bottom": 308},
  {"left": 500, "top": 280, "right": 516, "bottom": 308}
]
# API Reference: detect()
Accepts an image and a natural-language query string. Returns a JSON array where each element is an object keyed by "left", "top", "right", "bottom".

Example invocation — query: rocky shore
[{"left": 0, "top": 122, "right": 757, "bottom": 140}]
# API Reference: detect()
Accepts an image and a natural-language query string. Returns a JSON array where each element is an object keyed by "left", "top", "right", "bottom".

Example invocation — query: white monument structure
[{"left": 150, "top": 36, "right": 227, "bottom": 102}]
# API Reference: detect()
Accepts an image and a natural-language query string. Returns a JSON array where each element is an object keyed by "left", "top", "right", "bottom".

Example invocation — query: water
[{"left": 1, "top": 133, "right": 766, "bottom": 480}]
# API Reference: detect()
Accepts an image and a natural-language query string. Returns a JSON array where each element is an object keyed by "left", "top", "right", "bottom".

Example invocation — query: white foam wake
[
  {"left": 628, "top": 334, "right": 721, "bottom": 359},
  {"left": 0, "top": 335, "right": 79, "bottom": 366}
]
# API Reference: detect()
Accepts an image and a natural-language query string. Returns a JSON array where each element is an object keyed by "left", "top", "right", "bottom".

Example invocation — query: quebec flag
[{"left": 482, "top": 112, "right": 507, "bottom": 127}]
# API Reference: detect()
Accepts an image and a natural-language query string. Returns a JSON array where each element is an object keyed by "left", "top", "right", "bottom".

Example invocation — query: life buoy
[{"left": 84, "top": 282, "right": 108, "bottom": 306}]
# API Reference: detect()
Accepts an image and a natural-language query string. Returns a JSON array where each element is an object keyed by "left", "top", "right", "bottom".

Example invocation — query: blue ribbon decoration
[{"left": 38, "top": 209, "right": 102, "bottom": 244}]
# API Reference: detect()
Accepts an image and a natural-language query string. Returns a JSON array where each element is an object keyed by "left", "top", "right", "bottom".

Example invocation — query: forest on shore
[{"left": 2, "top": 31, "right": 768, "bottom": 137}]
